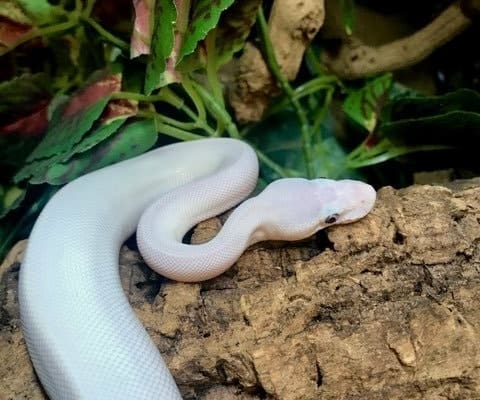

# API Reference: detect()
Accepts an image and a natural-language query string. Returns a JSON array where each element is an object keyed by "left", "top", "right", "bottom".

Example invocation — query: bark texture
[
  {"left": 2, "top": 179, "right": 480, "bottom": 399},
  {"left": 228, "top": 0, "right": 325, "bottom": 122}
]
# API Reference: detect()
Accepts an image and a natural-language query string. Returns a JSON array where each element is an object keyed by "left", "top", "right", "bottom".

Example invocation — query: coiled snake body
[{"left": 19, "top": 138, "right": 376, "bottom": 399}]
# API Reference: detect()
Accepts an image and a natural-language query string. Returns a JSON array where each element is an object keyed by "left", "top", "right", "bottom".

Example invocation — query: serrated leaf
[
  {"left": 179, "top": 0, "right": 235, "bottom": 62},
  {"left": 70, "top": 118, "right": 128, "bottom": 154},
  {"left": 214, "top": 0, "right": 261, "bottom": 65},
  {"left": 0, "top": 184, "right": 26, "bottom": 218},
  {"left": 343, "top": 73, "right": 393, "bottom": 133},
  {"left": 14, "top": 98, "right": 110, "bottom": 183},
  {"left": 15, "top": 114, "right": 129, "bottom": 184},
  {"left": 17, "top": 71, "right": 122, "bottom": 172},
  {"left": 25, "top": 96, "right": 110, "bottom": 163},
  {"left": 45, "top": 119, "right": 157, "bottom": 185},
  {"left": 144, "top": 0, "right": 177, "bottom": 93},
  {"left": 157, "top": 0, "right": 192, "bottom": 86}
]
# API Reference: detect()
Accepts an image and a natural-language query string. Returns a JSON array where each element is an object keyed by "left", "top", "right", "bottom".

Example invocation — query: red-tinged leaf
[
  {"left": 43, "top": 119, "right": 157, "bottom": 185},
  {"left": 144, "top": 0, "right": 182, "bottom": 92},
  {"left": 0, "top": 15, "right": 32, "bottom": 48},
  {"left": 100, "top": 98, "right": 138, "bottom": 123},
  {"left": 62, "top": 72, "right": 122, "bottom": 118},
  {"left": 0, "top": 73, "right": 50, "bottom": 123},
  {"left": 0, "top": 1, "right": 32, "bottom": 49},
  {"left": 179, "top": 0, "right": 235, "bottom": 61},
  {"left": 0, "top": 99, "right": 49, "bottom": 137},
  {"left": 161, "top": 0, "right": 188, "bottom": 85},
  {"left": 131, "top": 0, "right": 155, "bottom": 57}
]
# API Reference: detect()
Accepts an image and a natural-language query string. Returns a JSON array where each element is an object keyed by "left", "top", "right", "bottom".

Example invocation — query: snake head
[{"left": 252, "top": 178, "right": 376, "bottom": 242}]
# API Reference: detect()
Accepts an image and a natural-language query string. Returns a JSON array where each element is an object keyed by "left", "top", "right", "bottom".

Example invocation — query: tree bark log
[
  {"left": 2, "top": 179, "right": 480, "bottom": 399},
  {"left": 323, "top": 1, "right": 473, "bottom": 79}
]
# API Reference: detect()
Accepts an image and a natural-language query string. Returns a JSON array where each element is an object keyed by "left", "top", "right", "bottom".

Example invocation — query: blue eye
[{"left": 325, "top": 213, "right": 339, "bottom": 224}]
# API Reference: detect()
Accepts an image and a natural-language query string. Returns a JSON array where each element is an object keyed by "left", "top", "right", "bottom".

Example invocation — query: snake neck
[{"left": 137, "top": 195, "right": 264, "bottom": 282}]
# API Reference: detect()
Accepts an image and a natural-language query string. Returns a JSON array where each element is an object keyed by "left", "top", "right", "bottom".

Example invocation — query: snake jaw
[
  {"left": 332, "top": 180, "right": 377, "bottom": 224},
  {"left": 248, "top": 178, "right": 376, "bottom": 242}
]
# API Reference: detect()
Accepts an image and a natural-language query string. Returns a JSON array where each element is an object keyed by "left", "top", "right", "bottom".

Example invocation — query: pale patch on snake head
[
  {"left": 314, "top": 178, "right": 377, "bottom": 225},
  {"left": 252, "top": 177, "right": 376, "bottom": 242}
]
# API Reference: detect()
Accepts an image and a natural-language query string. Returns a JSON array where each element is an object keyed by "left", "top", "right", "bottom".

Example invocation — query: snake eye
[{"left": 324, "top": 213, "right": 339, "bottom": 224}]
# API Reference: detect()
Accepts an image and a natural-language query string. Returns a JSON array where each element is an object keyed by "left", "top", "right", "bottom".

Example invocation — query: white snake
[{"left": 19, "top": 138, "right": 376, "bottom": 399}]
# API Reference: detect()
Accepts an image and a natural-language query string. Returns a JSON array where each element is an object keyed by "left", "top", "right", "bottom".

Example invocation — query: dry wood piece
[
  {"left": 3, "top": 178, "right": 480, "bottom": 399},
  {"left": 228, "top": 0, "right": 325, "bottom": 122},
  {"left": 323, "top": 1, "right": 474, "bottom": 79}
]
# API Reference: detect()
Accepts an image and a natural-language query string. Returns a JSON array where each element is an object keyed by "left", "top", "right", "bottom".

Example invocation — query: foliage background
[{"left": 0, "top": 0, "right": 479, "bottom": 258}]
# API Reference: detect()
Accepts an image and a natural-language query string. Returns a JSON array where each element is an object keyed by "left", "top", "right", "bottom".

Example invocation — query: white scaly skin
[{"left": 19, "top": 138, "right": 376, "bottom": 399}]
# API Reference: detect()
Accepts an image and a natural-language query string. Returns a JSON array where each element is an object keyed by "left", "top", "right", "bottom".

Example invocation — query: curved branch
[{"left": 322, "top": 1, "right": 473, "bottom": 79}]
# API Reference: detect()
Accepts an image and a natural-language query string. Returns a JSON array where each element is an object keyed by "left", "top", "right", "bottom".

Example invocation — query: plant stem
[
  {"left": 257, "top": 8, "right": 314, "bottom": 178},
  {"left": 113, "top": 89, "right": 197, "bottom": 125},
  {"left": 81, "top": 16, "right": 129, "bottom": 50},
  {"left": 256, "top": 150, "right": 290, "bottom": 178},
  {"left": 205, "top": 30, "right": 226, "bottom": 134},
  {"left": 192, "top": 81, "right": 240, "bottom": 138},
  {"left": 118, "top": 91, "right": 217, "bottom": 137},
  {"left": 346, "top": 138, "right": 452, "bottom": 168},
  {"left": 305, "top": 47, "right": 324, "bottom": 75},
  {"left": 189, "top": 81, "right": 289, "bottom": 178},
  {"left": 266, "top": 76, "right": 337, "bottom": 116},
  {"left": 181, "top": 77, "right": 208, "bottom": 125},
  {"left": 111, "top": 91, "right": 164, "bottom": 102},
  {"left": 312, "top": 86, "right": 334, "bottom": 136},
  {"left": 155, "top": 122, "right": 205, "bottom": 141},
  {"left": 205, "top": 30, "right": 224, "bottom": 108},
  {"left": 0, "top": 19, "right": 77, "bottom": 56},
  {"left": 75, "top": 0, "right": 83, "bottom": 13},
  {"left": 137, "top": 110, "right": 198, "bottom": 131},
  {"left": 84, "top": 0, "right": 97, "bottom": 17}
]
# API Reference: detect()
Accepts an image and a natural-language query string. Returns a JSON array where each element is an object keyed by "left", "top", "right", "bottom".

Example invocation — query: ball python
[{"left": 19, "top": 138, "right": 376, "bottom": 399}]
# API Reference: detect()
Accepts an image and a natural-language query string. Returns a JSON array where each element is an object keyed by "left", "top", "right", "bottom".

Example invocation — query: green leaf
[
  {"left": 383, "top": 88, "right": 480, "bottom": 125},
  {"left": 15, "top": 115, "right": 130, "bottom": 184},
  {"left": 247, "top": 110, "right": 362, "bottom": 182},
  {"left": 347, "top": 89, "right": 480, "bottom": 167},
  {"left": 343, "top": 73, "right": 393, "bottom": 133},
  {"left": 214, "top": 0, "right": 262, "bottom": 65},
  {"left": 0, "top": 135, "right": 39, "bottom": 170},
  {"left": 0, "top": 186, "right": 57, "bottom": 261},
  {"left": 70, "top": 118, "right": 127, "bottom": 155},
  {"left": 380, "top": 89, "right": 480, "bottom": 147},
  {"left": 30, "top": 97, "right": 109, "bottom": 160},
  {"left": 45, "top": 119, "right": 157, "bottom": 185},
  {"left": 342, "top": 0, "right": 355, "bottom": 35},
  {"left": 179, "top": 0, "right": 235, "bottom": 62},
  {"left": 16, "top": 0, "right": 63, "bottom": 25},
  {"left": 382, "top": 113, "right": 480, "bottom": 148},
  {"left": 0, "top": 73, "right": 49, "bottom": 120},
  {"left": 0, "top": 184, "right": 26, "bottom": 218},
  {"left": 144, "top": 0, "right": 177, "bottom": 93}
]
